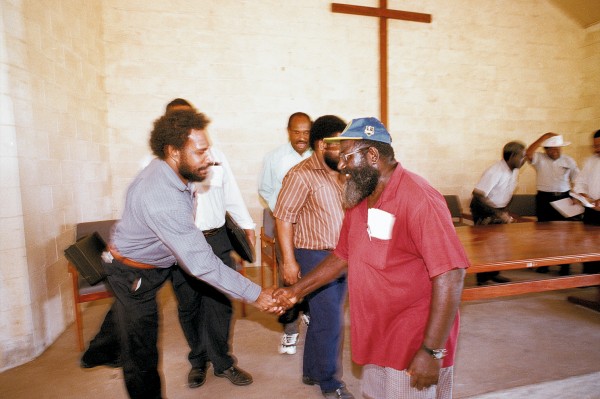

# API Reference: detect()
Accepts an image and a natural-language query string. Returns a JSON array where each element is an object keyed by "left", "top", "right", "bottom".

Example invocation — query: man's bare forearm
[{"left": 422, "top": 268, "right": 466, "bottom": 348}]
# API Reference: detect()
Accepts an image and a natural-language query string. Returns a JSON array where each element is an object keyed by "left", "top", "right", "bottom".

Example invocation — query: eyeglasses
[{"left": 340, "top": 146, "right": 369, "bottom": 163}]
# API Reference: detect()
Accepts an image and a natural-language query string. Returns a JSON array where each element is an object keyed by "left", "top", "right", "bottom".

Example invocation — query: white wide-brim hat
[{"left": 541, "top": 135, "right": 570, "bottom": 147}]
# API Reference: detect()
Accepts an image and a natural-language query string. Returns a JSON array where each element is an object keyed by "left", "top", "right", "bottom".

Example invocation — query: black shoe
[
  {"left": 80, "top": 354, "right": 121, "bottom": 369},
  {"left": 536, "top": 267, "right": 550, "bottom": 274},
  {"left": 490, "top": 275, "right": 511, "bottom": 284},
  {"left": 302, "top": 375, "right": 319, "bottom": 386},
  {"left": 214, "top": 366, "right": 253, "bottom": 386},
  {"left": 188, "top": 365, "right": 208, "bottom": 388},
  {"left": 322, "top": 385, "right": 355, "bottom": 399}
]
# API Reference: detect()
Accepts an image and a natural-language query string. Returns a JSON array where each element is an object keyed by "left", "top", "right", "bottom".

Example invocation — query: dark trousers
[
  {"left": 296, "top": 248, "right": 347, "bottom": 392},
  {"left": 583, "top": 208, "right": 600, "bottom": 274},
  {"left": 104, "top": 259, "right": 173, "bottom": 399},
  {"left": 81, "top": 306, "right": 120, "bottom": 364},
  {"left": 171, "top": 226, "right": 235, "bottom": 373},
  {"left": 470, "top": 196, "right": 502, "bottom": 283},
  {"left": 535, "top": 191, "right": 570, "bottom": 222}
]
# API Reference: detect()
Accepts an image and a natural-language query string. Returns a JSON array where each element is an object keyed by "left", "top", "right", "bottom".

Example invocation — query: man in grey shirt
[{"left": 103, "top": 109, "right": 278, "bottom": 399}]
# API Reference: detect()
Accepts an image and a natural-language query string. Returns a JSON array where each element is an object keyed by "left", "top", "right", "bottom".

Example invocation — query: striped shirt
[
  {"left": 273, "top": 153, "right": 343, "bottom": 250},
  {"left": 111, "top": 159, "right": 261, "bottom": 302}
]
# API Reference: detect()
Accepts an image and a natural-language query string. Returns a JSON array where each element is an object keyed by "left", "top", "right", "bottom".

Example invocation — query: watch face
[{"left": 433, "top": 352, "right": 443, "bottom": 359}]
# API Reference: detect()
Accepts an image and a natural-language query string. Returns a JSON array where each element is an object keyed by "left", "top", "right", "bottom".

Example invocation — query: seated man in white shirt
[{"left": 470, "top": 141, "right": 526, "bottom": 285}]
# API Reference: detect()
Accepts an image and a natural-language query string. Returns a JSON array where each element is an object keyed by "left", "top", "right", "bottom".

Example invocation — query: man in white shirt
[
  {"left": 258, "top": 112, "right": 313, "bottom": 355},
  {"left": 573, "top": 129, "right": 600, "bottom": 274},
  {"left": 470, "top": 141, "right": 526, "bottom": 285},
  {"left": 525, "top": 132, "right": 579, "bottom": 275},
  {"left": 166, "top": 99, "right": 256, "bottom": 388},
  {"left": 259, "top": 112, "right": 313, "bottom": 210}
]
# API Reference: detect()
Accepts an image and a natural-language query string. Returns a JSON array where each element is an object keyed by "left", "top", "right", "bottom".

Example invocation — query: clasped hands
[{"left": 251, "top": 286, "right": 300, "bottom": 314}]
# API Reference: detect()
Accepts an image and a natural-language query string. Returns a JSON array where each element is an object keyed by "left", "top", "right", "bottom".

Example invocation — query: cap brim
[{"left": 323, "top": 136, "right": 363, "bottom": 142}]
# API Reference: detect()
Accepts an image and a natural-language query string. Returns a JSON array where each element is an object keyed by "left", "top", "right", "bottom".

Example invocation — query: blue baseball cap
[{"left": 323, "top": 117, "right": 392, "bottom": 144}]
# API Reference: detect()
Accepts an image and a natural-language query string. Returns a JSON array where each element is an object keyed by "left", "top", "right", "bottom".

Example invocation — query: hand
[
  {"left": 542, "top": 132, "right": 558, "bottom": 140},
  {"left": 498, "top": 211, "right": 513, "bottom": 224},
  {"left": 272, "top": 286, "right": 299, "bottom": 310},
  {"left": 282, "top": 261, "right": 301, "bottom": 285},
  {"left": 252, "top": 287, "right": 284, "bottom": 314},
  {"left": 406, "top": 348, "right": 442, "bottom": 390}
]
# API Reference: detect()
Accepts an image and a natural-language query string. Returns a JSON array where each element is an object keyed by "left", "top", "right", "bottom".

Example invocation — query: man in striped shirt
[{"left": 274, "top": 115, "right": 354, "bottom": 399}]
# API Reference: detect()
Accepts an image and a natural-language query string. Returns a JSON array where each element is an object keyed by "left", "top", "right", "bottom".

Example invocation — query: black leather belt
[
  {"left": 538, "top": 191, "right": 568, "bottom": 197},
  {"left": 202, "top": 224, "right": 225, "bottom": 237}
]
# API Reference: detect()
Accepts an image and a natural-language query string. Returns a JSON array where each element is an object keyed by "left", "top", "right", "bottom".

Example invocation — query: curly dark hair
[
  {"left": 149, "top": 109, "right": 210, "bottom": 159},
  {"left": 309, "top": 115, "right": 347, "bottom": 150}
]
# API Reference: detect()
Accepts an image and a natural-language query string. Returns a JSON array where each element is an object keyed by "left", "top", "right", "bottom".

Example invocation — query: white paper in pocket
[{"left": 367, "top": 208, "right": 396, "bottom": 240}]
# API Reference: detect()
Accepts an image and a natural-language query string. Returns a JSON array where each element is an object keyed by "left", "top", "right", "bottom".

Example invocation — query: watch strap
[{"left": 421, "top": 344, "right": 448, "bottom": 359}]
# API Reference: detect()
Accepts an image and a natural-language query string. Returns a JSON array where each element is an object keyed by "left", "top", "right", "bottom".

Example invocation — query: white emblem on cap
[{"left": 364, "top": 126, "right": 374, "bottom": 137}]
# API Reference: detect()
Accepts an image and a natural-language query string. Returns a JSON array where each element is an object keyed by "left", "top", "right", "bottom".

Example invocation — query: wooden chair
[
  {"left": 68, "top": 220, "right": 117, "bottom": 351},
  {"left": 508, "top": 194, "right": 537, "bottom": 222},
  {"left": 260, "top": 209, "right": 278, "bottom": 288},
  {"left": 443, "top": 195, "right": 471, "bottom": 227}
]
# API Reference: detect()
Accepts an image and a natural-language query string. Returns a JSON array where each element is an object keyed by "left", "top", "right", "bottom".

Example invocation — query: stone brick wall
[
  {"left": 1, "top": 0, "right": 598, "bottom": 371},
  {"left": 0, "top": 0, "right": 109, "bottom": 371}
]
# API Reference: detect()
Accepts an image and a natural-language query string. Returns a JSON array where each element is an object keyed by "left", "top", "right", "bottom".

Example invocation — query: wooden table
[{"left": 457, "top": 222, "right": 600, "bottom": 303}]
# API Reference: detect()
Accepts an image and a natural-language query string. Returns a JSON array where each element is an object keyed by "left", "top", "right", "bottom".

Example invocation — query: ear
[
  {"left": 367, "top": 146, "right": 379, "bottom": 164},
  {"left": 165, "top": 144, "right": 180, "bottom": 163}
]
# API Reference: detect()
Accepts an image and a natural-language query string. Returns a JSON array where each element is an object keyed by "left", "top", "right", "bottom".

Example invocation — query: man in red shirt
[{"left": 275, "top": 117, "right": 469, "bottom": 399}]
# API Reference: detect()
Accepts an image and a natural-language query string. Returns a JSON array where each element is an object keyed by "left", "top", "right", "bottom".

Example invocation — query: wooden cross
[{"left": 332, "top": 1, "right": 431, "bottom": 127}]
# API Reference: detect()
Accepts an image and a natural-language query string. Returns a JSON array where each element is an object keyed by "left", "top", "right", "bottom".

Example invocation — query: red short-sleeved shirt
[{"left": 334, "top": 164, "right": 470, "bottom": 370}]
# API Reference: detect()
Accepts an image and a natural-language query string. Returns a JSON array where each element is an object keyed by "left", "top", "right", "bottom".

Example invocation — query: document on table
[{"left": 551, "top": 198, "right": 584, "bottom": 218}]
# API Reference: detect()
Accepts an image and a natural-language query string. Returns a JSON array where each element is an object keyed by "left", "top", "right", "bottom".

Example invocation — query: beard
[
  {"left": 323, "top": 152, "right": 340, "bottom": 171},
  {"left": 178, "top": 156, "right": 209, "bottom": 182},
  {"left": 342, "top": 163, "right": 380, "bottom": 209}
]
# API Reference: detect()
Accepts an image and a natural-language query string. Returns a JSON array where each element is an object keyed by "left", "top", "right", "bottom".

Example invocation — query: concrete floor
[{"left": 1, "top": 267, "right": 599, "bottom": 399}]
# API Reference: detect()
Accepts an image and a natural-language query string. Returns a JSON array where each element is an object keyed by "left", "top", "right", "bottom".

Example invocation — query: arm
[
  {"left": 274, "top": 253, "right": 348, "bottom": 306},
  {"left": 275, "top": 218, "right": 301, "bottom": 285},
  {"left": 407, "top": 267, "right": 466, "bottom": 390},
  {"left": 526, "top": 132, "right": 557, "bottom": 162}
]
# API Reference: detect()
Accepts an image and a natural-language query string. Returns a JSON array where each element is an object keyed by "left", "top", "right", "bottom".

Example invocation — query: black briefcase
[
  {"left": 64, "top": 232, "right": 107, "bottom": 285},
  {"left": 225, "top": 213, "right": 256, "bottom": 263}
]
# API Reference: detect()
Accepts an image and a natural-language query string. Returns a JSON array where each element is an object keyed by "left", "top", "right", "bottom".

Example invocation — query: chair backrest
[
  {"left": 508, "top": 194, "right": 536, "bottom": 217},
  {"left": 76, "top": 219, "right": 118, "bottom": 241},
  {"left": 444, "top": 195, "right": 462, "bottom": 219}
]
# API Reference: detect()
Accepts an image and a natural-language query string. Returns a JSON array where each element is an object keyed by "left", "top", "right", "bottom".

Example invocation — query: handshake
[{"left": 252, "top": 287, "right": 300, "bottom": 314}]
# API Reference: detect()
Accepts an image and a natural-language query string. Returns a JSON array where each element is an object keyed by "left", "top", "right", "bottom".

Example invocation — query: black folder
[
  {"left": 64, "top": 232, "right": 107, "bottom": 285},
  {"left": 225, "top": 213, "right": 255, "bottom": 263}
]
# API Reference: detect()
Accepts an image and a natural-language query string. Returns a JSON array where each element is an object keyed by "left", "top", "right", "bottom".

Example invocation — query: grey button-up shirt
[{"left": 111, "top": 159, "right": 261, "bottom": 302}]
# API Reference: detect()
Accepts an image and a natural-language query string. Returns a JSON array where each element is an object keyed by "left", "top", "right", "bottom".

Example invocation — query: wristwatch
[{"left": 421, "top": 344, "right": 448, "bottom": 360}]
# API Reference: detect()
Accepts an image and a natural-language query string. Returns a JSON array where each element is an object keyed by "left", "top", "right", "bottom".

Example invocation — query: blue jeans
[{"left": 296, "top": 248, "right": 347, "bottom": 392}]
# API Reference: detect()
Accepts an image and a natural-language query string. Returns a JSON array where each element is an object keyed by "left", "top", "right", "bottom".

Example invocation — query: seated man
[{"left": 470, "top": 141, "right": 526, "bottom": 285}]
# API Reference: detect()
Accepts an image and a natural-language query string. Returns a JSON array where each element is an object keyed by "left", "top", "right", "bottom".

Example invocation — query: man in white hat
[{"left": 525, "top": 132, "right": 580, "bottom": 274}]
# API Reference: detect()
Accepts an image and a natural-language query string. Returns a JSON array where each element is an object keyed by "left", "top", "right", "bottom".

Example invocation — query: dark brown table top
[{"left": 455, "top": 221, "right": 600, "bottom": 274}]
